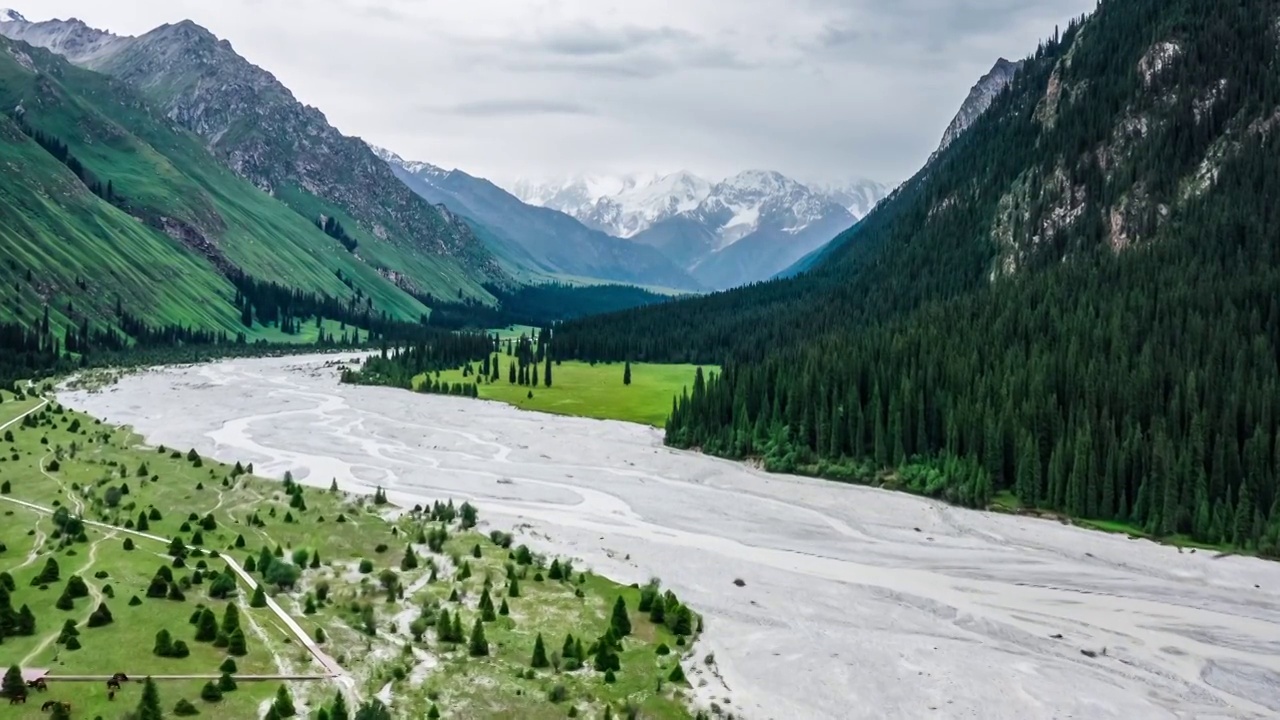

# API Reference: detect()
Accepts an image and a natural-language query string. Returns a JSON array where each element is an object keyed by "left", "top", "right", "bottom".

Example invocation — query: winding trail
[
  {"left": 0, "top": 494, "right": 352, "bottom": 693},
  {"left": 21, "top": 530, "right": 115, "bottom": 667},
  {"left": 58, "top": 357, "right": 1280, "bottom": 720}
]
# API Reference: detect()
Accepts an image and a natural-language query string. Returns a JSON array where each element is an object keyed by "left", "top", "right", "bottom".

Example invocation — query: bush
[
  {"left": 87, "top": 602, "right": 114, "bottom": 627},
  {"left": 200, "top": 682, "right": 223, "bottom": 702},
  {"left": 174, "top": 698, "right": 200, "bottom": 716},
  {"left": 548, "top": 684, "right": 568, "bottom": 703},
  {"left": 358, "top": 559, "right": 374, "bottom": 574},
  {"left": 656, "top": 643, "right": 671, "bottom": 656},
  {"left": 65, "top": 636, "right": 82, "bottom": 650}
]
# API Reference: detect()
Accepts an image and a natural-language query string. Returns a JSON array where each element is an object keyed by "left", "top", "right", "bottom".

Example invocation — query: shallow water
[{"left": 63, "top": 354, "right": 1280, "bottom": 720}]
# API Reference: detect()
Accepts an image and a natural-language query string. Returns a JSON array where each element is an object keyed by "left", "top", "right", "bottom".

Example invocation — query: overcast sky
[{"left": 24, "top": 0, "right": 1095, "bottom": 186}]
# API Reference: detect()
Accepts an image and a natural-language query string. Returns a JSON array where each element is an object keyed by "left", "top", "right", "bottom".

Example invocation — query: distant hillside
[
  {"left": 373, "top": 147, "right": 705, "bottom": 291},
  {"left": 515, "top": 171, "right": 888, "bottom": 289}
]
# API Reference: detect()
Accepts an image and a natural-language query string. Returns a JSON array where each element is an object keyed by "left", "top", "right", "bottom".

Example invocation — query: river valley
[{"left": 60, "top": 354, "right": 1280, "bottom": 720}]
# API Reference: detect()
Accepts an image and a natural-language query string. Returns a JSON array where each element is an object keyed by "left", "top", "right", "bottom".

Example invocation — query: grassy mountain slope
[
  {"left": 0, "top": 17, "right": 505, "bottom": 305},
  {"left": 557, "top": 0, "right": 1280, "bottom": 552},
  {"left": 86, "top": 20, "right": 504, "bottom": 302},
  {"left": 0, "top": 36, "right": 442, "bottom": 330},
  {"left": 0, "top": 110, "right": 244, "bottom": 334}
]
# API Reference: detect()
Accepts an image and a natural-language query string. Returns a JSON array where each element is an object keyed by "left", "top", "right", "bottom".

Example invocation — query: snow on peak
[
  {"left": 512, "top": 169, "right": 889, "bottom": 241},
  {"left": 367, "top": 143, "right": 447, "bottom": 177},
  {"left": 0, "top": 8, "right": 27, "bottom": 23}
]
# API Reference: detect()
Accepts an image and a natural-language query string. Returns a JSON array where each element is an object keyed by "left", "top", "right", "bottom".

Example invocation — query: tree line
[{"left": 561, "top": 0, "right": 1280, "bottom": 554}]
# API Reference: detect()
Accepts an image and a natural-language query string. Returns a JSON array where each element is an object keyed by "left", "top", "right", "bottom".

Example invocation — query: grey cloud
[
  {"left": 442, "top": 99, "right": 598, "bottom": 117},
  {"left": 34, "top": 0, "right": 1099, "bottom": 185},
  {"left": 536, "top": 25, "right": 696, "bottom": 57}
]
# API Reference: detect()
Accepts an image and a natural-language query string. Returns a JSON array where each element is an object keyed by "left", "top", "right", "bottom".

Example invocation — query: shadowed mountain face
[
  {"left": 515, "top": 171, "right": 888, "bottom": 290},
  {"left": 373, "top": 147, "right": 706, "bottom": 291},
  {"left": 0, "top": 13, "right": 506, "bottom": 297}
]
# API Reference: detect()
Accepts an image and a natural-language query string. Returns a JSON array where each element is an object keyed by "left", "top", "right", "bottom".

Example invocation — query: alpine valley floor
[{"left": 61, "top": 355, "right": 1280, "bottom": 720}]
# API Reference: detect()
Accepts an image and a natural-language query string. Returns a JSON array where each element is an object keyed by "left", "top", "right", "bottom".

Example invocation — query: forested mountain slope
[
  {"left": 0, "top": 15, "right": 505, "bottom": 304},
  {"left": 557, "top": 0, "right": 1280, "bottom": 553}
]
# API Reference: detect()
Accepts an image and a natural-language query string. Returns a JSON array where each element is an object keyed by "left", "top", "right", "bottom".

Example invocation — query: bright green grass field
[{"left": 415, "top": 360, "right": 714, "bottom": 427}]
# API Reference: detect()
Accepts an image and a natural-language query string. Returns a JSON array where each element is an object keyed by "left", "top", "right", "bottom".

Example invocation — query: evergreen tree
[
  {"left": 1, "top": 665, "right": 24, "bottom": 700},
  {"left": 468, "top": 618, "right": 489, "bottom": 656},
  {"left": 623, "top": 361, "right": 632, "bottom": 386},
  {"left": 136, "top": 677, "right": 164, "bottom": 720},
  {"left": 531, "top": 632, "right": 549, "bottom": 668},
  {"left": 609, "top": 596, "right": 631, "bottom": 637},
  {"left": 273, "top": 685, "right": 296, "bottom": 717}
]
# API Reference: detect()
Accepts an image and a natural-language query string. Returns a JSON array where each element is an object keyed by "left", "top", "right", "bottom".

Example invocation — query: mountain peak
[
  {"left": 934, "top": 57, "right": 1024, "bottom": 155},
  {"left": 0, "top": 9, "right": 26, "bottom": 23}
]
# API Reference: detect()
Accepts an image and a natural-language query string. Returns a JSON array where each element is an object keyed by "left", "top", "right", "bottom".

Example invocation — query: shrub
[
  {"left": 174, "top": 698, "right": 200, "bottom": 716},
  {"left": 548, "top": 684, "right": 568, "bottom": 703},
  {"left": 357, "top": 559, "right": 374, "bottom": 574},
  {"left": 200, "top": 682, "right": 223, "bottom": 702}
]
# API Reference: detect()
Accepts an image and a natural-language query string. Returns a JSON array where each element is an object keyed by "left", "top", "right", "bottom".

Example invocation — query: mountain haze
[
  {"left": 373, "top": 147, "right": 705, "bottom": 291},
  {"left": 516, "top": 171, "right": 887, "bottom": 289}
]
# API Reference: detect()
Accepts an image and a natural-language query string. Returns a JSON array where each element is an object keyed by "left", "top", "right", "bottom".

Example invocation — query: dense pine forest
[{"left": 558, "top": 0, "right": 1280, "bottom": 554}]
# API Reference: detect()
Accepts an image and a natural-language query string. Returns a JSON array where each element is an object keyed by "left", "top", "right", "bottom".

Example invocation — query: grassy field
[
  {"left": 414, "top": 360, "right": 713, "bottom": 427},
  {"left": 0, "top": 396, "right": 703, "bottom": 718}
]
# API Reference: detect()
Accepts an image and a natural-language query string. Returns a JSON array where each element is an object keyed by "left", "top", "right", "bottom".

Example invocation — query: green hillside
[{"left": 0, "top": 38, "right": 457, "bottom": 331}]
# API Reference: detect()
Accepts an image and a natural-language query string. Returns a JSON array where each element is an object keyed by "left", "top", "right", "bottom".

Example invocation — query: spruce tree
[
  {"left": 531, "top": 632, "right": 549, "bottom": 668},
  {"left": 136, "top": 676, "right": 164, "bottom": 720},
  {"left": 468, "top": 618, "right": 489, "bottom": 656},
  {"left": 273, "top": 685, "right": 296, "bottom": 717},
  {"left": 609, "top": 596, "right": 631, "bottom": 636},
  {"left": 2, "top": 665, "right": 24, "bottom": 700}
]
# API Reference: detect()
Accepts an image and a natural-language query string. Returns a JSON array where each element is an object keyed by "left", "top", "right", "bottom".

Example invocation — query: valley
[
  {"left": 56, "top": 355, "right": 1280, "bottom": 720},
  {"left": 2, "top": 0, "right": 1280, "bottom": 717}
]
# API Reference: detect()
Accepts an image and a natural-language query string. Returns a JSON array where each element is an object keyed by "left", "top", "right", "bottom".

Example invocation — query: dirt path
[
  {"left": 22, "top": 530, "right": 114, "bottom": 666},
  {"left": 11, "top": 516, "right": 49, "bottom": 573},
  {"left": 0, "top": 397, "right": 48, "bottom": 433},
  {"left": 40, "top": 450, "right": 83, "bottom": 516},
  {"left": 0, "top": 495, "right": 352, "bottom": 691}
]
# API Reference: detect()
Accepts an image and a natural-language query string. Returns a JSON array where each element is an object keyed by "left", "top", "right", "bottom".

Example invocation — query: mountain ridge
[
  {"left": 514, "top": 170, "right": 887, "bottom": 289},
  {"left": 0, "top": 12, "right": 507, "bottom": 301},
  {"left": 374, "top": 146, "right": 706, "bottom": 291}
]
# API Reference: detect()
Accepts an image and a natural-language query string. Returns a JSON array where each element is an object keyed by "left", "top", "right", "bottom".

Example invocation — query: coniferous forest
[{"left": 556, "top": 0, "right": 1280, "bottom": 554}]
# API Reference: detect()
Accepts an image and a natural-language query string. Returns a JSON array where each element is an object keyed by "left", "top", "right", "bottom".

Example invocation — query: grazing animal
[
  {"left": 8, "top": 694, "right": 26, "bottom": 705},
  {"left": 108, "top": 690, "right": 115, "bottom": 701},
  {"left": 111, "top": 672, "right": 129, "bottom": 682},
  {"left": 106, "top": 679, "right": 121, "bottom": 691},
  {"left": 27, "top": 679, "right": 48, "bottom": 692}
]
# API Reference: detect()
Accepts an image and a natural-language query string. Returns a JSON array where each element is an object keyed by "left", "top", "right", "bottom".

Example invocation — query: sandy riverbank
[{"left": 61, "top": 354, "right": 1280, "bottom": 720}]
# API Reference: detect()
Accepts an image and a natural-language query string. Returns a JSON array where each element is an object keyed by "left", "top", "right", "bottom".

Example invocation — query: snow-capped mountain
[
  {"left": 0, "top": 8, "right": 26, "bottom": 23},
  {"left": 511, "top": 170, "right": 887, "bottom": 289},
  {"left": 808, "top": 178, "right": 891, "bottom": 219},
  {"left": 371, "top": 146, "right": 704, "bottom": 291},
  {"left": 512, "top": 172, "right": 711, "bottom": 239}
]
